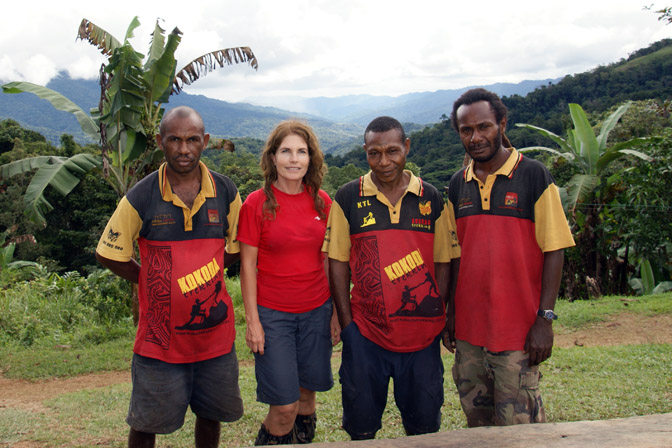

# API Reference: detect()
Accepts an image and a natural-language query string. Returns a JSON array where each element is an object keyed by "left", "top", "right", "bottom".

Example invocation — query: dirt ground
[{"left": 1, "top": 312, "right": 671, "bottom": 414}]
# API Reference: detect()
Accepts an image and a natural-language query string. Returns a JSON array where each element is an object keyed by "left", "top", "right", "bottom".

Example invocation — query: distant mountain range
[
  {"left": 0, "top": 74, "right": 553, "bottom": 153},
  {"left": 246, "top": 79, "right": 557, "bottom": 125}
]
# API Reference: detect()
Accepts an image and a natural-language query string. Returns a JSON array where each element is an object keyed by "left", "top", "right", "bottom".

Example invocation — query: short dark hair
[
  {"left": 159, "top": 106, "right": 205, "bottom": 136},
  {"left": 364, "top": 116, "right": 406, "bottom": 143},
  {"left": 450, "top": 88, "right": 508, "bottom": 132}
]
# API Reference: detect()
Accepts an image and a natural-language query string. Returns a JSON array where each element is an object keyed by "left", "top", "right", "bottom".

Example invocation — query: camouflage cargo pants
[{"left": 452, "top": 339, "right": 546, "bottom": 427}]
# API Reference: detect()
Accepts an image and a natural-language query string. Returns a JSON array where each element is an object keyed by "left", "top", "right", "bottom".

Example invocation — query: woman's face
[{"left": 271, "top": 134, "right": 310, "bottom": 183}]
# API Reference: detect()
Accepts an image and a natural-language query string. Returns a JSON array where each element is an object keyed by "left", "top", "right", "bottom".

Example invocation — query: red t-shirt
[{"left": 237, "top": 185, "right": 331, "bottom": 313}]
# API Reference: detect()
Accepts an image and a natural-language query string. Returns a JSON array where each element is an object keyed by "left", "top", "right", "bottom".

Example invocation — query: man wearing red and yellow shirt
[
  {"left": 324, "top": 116, "right": 460, "bottom": 440},
  {"left": 96, "top": 106, "right": 243, "bottom": 448},
  {"left": 444, "top": 89, "right": 574, "bottom": 427}
]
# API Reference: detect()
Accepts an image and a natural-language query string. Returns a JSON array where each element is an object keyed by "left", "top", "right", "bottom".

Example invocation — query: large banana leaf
[
  {"left": 173, "top": 47, "right": 258, "bottom": 94},
  {"left": 515, "top": 123, "right": 575, "bottom": 155},
  {"left": 565, "top": 173, "right": 600, "bottom": 212},
  {"left": 596, "top": 140, "right": 652, "bottom": 173},
  {"left": 596, "top": 102, "right": 631, "bottom": 151},
  {"left": 0, "top": 156, "right": 55, "bottom": 179},
  {"left": 122, "top": 16, "right": 141, "bottom": 43},
  {"left": 1, "top": 82, "right": 100, "bottom": 141},
  {"left": 568, "top": 103, "right": 599, "bottom": 174},
  {"left": 13, "top": 154, "right": 102, "bottom": 225},
  {"left": 144, "top": 24, "right": 181, "bottom": 104}
]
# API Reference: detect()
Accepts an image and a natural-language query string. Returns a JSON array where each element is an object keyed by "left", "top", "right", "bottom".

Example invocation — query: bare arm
[
  {"left": 442, "top": 258, "right": 460, "bottom": 352},
  {"left": 96, "top": 252, "right": 140, "bottom": 284},
  {"left": 328, "top": 258, "right": 352, "bottom": 329},
  {"left": 525, "top": 249, "right": 564, "bottom": 366},
  {"left": 324, "top": 254, "right": 342, "bottom": 345},
  {"left": 435, "top": 262, "right": 450, "bottom": 305},
  {"left": 240, "top": 242, "right": 265, "bottom": 354}
]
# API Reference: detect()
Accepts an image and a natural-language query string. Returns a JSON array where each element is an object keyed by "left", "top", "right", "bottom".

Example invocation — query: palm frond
[{"left": 173, "top": 47, "right": 258, "bottom": 94}]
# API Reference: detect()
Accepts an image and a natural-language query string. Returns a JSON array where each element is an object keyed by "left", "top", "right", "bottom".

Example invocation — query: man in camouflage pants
[{"left": 443, "top": 88, "right": 574, "bottom": 426}]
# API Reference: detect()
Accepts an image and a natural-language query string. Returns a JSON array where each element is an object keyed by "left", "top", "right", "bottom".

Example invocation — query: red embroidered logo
[
  {"left": 504, "top": 192, "right": 518, "bottom": 207},
  {"left": 208, "top": 209, "right": 220, "bottom": 223}
]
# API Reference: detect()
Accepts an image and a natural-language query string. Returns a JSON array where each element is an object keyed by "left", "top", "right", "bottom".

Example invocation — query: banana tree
[
  {"left": 516, "top": 102, "right": 652, "bottom": 213},
  {"left": 1, "top": 16, "right": 257, "bottom": 223}
]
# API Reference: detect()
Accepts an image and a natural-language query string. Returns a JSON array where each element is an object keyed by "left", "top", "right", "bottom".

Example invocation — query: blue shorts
[
  {"left": 254, "top": 299, "right": 334, "bottom": 405},
  {"left": 339, "top": 322, "right": 444, "bottom": 438},
  {"left": 127, "top": 349, "right": 243, "bottom": 434}
]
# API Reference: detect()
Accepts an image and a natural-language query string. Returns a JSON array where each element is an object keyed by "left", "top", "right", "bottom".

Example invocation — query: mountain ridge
[{"left": 0, "top": 74, "right": 551, "bottom": 152}]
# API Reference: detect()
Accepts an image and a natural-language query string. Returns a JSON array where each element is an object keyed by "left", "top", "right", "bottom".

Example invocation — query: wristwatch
[{"left": 537, "top": 309, "right": 558, "bottom": 321}]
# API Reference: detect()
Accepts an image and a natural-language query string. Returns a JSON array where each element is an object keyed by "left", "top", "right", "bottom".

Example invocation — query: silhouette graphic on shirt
[
  {"left": 389, "top": 272, "right": 442, "bottom": 318},
  {"left": 176, "top": 281, "right": 228, "bottom": 330}
]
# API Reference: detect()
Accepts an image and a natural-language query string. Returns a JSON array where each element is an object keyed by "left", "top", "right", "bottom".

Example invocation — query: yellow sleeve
[
  {"left": 226, "top": 192, "right": 243, "bottom": 255},
  {"left": 321, "top": 200, "right": 351, "bottom": 262},
  {"left": 95, "top": 196, "right": 142, "bottom": 262},
  {"left": 534, "top": 184, "right": 575, "bottom": 252},
  {"left": 434, "top": 202, "right": 461, "bottom": 262}
]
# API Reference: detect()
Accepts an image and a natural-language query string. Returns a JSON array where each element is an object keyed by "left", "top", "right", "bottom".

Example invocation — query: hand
[
  {"left": 524, "top": 317, "right": 554, "bottom": 366},
  {"left": 442, "top": 315, "right": 456, "bottom": 353},
  {"left": 330, "top": 310, "right": 341, "bottom": 346},
  {"left": 246, "top": 320, "right": 265, "bottom": 355}
]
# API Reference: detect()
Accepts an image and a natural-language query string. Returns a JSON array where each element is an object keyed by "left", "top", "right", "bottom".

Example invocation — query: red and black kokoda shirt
[
  {"left": 97, "top": 162, "right": 242, "bottom": 363},
  {"left": 323, "top": 171, "right": 460, "bottom": 352}
]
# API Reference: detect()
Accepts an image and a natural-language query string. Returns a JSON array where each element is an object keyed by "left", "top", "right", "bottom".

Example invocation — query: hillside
[{"left": 503, "top": 38, "right": 672, "bottom": 134}]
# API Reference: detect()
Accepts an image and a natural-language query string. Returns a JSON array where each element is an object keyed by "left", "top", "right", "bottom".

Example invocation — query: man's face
[
  {"left": 157, "top": 114, "right": 210, "bottom": 175},
  {"left": 456, "top": 101, "right": 505, "bottom": 163},
  {"left": 364, "top": 129, "right": 410, "bottom": 185}
]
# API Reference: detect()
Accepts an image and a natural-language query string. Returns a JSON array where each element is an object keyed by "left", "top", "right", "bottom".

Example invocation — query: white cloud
[{"left": 1, "top": 0, "right": 669, "bottom": 104}]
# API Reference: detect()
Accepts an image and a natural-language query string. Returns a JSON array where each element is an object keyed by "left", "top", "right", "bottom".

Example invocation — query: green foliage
[
  {"left": 0, "top": 153, "right": 102, "bottom": 225},
  {"left": 323, "top": 163, "right": 366, "bottom": 196},
  {"left": 203, "top": 147, "right": 264, "bottom": 201},
  {"left": 0, "top": 119, "right": 48, "bottom": 155},
  {"left": 29, "top": 171, "right": 118, "bottom": 273},
  {"left": 0, "top": 270, "right": 133, "bottom": 349}
]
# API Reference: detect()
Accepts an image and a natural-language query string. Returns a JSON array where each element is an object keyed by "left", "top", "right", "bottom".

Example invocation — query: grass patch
[
  {"left": 0, "top": 338, "right": 134, "bottom": 380},
  {"left": 2, "top": 344, "right": 670, "bottom": 447},
  {"left": 554, "top": 292, "right": 672, "bottom": 330}
]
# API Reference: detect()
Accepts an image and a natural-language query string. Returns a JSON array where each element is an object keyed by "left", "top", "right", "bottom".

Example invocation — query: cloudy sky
[{"left": 1, "top": 0, "right": 670, "bottom": 108}]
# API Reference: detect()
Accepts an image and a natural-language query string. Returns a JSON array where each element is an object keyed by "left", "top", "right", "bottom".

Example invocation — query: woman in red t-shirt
[{"left": 238, "top": 120, "right": 340, "bottom": 445}]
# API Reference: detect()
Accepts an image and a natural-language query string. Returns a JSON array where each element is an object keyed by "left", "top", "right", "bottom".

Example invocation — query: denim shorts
[
  {"left": 127, "top": 349, "right": 243, "bottom": 434},
  {"left": 339, "top": 321, "right": 444, "bottom": 439},
  {"left": 254, "top": 298, "right": 334, "bottom": 405}
]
